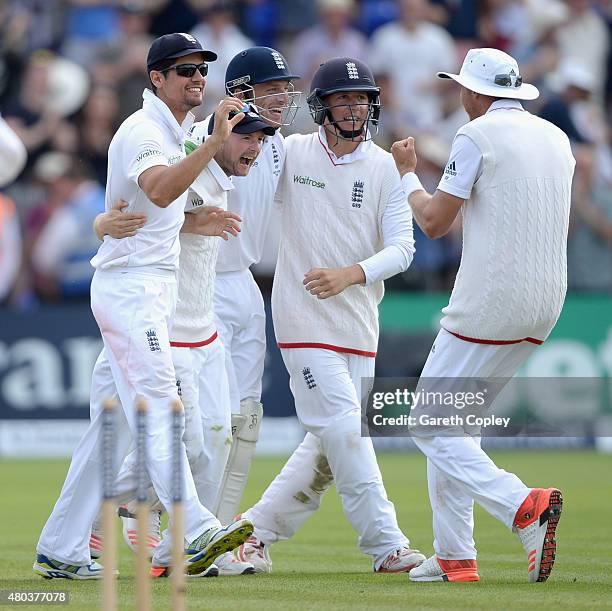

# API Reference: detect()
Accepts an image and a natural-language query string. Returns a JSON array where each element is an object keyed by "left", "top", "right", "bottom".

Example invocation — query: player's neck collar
[
  {"left": 318, "top": 126, "right": 371, "bottom": 165},
  {"left": 142, "top": 88, "right": 195, "bottom": 141}
]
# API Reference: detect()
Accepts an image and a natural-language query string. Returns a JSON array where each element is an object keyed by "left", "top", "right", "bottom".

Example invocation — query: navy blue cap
[
  {"left": 207, "top": 105, "right": 275, "bottom": 136},
  {"left": 147, "top": 33, "right": 217, "bottom": 74}
]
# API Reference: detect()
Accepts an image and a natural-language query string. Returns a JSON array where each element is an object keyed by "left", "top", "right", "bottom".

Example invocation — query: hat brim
[
  {"left": 437, "top": 71, "right": 539, "bottom": 101},
  {"left": 207, "top": 112, "right": 276, "bottom": 136},
  {"left": 256, "top": 73, "right": 301, "bottom": 83},
  {"left": 315, "top": 84, "right": 380, "bottom": 97},
  {"left": 167, "top": 48, "right": 218, "bottom": 62}
]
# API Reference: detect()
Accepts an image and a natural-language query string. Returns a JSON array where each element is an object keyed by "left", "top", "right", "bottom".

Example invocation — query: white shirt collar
[
  {"left": 198, "top": 128, "right": 234, "bottom": 191},
  {"left": 208, "top": 156, "right": 234, "bottom": 191},
  {"left": 318, "top": 126, "right": 372, "bottom": 165},
  {"left": 486, "top": 98, "right": 524, "bottom": 113},
  {"left": 142, "top": 88, "right": 195, "bottom": 141}
]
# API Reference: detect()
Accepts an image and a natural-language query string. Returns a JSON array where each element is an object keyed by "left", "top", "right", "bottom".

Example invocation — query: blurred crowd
[{"left": 0, "top": 0, "right": 611, "bottom": 309}]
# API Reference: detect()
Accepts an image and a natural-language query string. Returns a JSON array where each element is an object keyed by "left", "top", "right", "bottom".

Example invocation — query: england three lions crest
[{"left": 351, "top": 180, "right": 364, "bottom": 208}]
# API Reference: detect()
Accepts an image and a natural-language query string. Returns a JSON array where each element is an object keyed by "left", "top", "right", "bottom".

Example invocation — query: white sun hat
[{"left": 437, "top": 47, "right": 539, "bottom": 101}]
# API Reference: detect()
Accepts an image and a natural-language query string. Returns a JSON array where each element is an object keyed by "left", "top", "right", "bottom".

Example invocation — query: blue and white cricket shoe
[
  {"left": 33, "top": 554, "right": 116, "bottom": 580},
  {"left": 185, "top": 518, "right": 253, "bottom": 576}
]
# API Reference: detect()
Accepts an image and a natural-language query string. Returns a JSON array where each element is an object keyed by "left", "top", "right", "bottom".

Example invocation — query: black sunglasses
[
  {"left": 162, "top": 63, "right": 208, "bottom": 78},
  {"left": 494, "top": 73, "right": 523, "bottom": 88}
]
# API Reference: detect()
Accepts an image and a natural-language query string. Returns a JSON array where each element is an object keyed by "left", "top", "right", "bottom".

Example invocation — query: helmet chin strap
[
  {"left": 336, "top": 125, "right": 365, "bottom": 139},
  {"left": 325, "top": 110, "right": 365, "bottom": 141}
]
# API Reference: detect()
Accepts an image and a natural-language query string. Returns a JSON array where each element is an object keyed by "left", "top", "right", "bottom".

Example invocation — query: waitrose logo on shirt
[{"left": 293, "top": 174, "right": 325, "bottom": 189}]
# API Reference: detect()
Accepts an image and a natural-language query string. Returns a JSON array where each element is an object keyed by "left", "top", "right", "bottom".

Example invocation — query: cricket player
[
  {"left": 96, "top": 108, "right": 275, "bottom": 577},
  {"left": 239, "top": 57, "right": 426, "bottom": 574},
  {"left": 208, "top": 47, "right": 301, "bottom": 525},
  {"left": 391, "top": 48, "right": 574, "bottom": 583},
  {"left": 34, "top": 33, "right": 252, "bottom": 579},
  {"left": 164, "top": 109, "right": 274, "bottom": 576}
]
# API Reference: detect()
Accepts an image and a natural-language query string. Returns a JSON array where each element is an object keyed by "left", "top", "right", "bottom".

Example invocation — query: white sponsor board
[
  {"left": 0, "top": 420, "right": 90, "bottom": 458},
  {"left": 0, "top": 417, "right": 306, "bottom": 458}
]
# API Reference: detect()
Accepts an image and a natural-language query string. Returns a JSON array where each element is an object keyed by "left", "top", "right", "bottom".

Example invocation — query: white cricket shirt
[
  {"left": 91, "top": 89, "right": 194, "bottom": 273},
  {"left": 170, "top": 154, "right": 234, "bottom": 345},
  {"left": 431, "top": 99, "right": 575, "bottom": 343},
  {"left": 272, "top": 128, "right": 415, "bottom": 356}
]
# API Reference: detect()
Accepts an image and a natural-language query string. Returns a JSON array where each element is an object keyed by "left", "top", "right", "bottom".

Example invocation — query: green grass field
[{"left": 1, "top": 451, "right": 611, "bottom": 610}]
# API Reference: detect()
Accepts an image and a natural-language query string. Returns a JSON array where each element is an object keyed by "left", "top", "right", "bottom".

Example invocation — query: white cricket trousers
[
  {"left": 37, "top": 270, "right": 220, "bottom": 565},
  {"left": 173, "top": 340, "right": 232, "bottom": 509},
  {"left": 245, "top": 348, "right": 409, "bottom": 567},
  {"left": 213, "top": 269, "right": 266, "bottom": 410},
  {"left": 115, "top": 340, "right": 232, "bottom": 510},
  {"left": 147, "top": 340, "right": 232, "bottom": 567},
  {"left": 411, "top": 329, "right": 536, "bottom": 560}
]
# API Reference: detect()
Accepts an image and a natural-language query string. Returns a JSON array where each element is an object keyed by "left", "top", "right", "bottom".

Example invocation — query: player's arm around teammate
[{"left": 94, "top": 199, "right": 241, "bottom": 240}]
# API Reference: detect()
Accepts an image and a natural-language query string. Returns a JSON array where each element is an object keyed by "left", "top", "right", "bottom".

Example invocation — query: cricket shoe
[
  {"left": 235, "top": 534, "right": 272, "bottom": 573},
  {"left": 513, "top": 487, "right": 563, "bottom": 583},
  {"left": 89, "top": 515, "right": 103, "bottom": 560},
  {"left": 150, "top": 564, "right": 219, "bottom": 578},
  {"left": 184, "top": 518, "right": 253, "bottom": 576},
  {"left": 33, "top": 554, "right": 117, "bottom": 580},
  {"left": 409, "top": 555, "right": 480, "bottom": 582},
  {"left": 375, "top": 547, "right": 426, "bottom": 573},
  {"left": 215, "top": 551, "right": 256, "bottom": 575},
  {"left": 119, "top": 503, "right": 162, "bottom": 558}
]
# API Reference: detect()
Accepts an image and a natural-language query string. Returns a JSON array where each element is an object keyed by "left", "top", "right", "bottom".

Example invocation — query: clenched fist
[{"left": 391, "top": 137, "right": 418, "bottom": 177}]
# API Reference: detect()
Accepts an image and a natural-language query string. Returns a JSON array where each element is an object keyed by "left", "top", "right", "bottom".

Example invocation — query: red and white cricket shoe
[
  {"left": 409, "top": 555, "right": 480, "bottom": 582},
  {"left": 119, "top": 504, "right": 162, "bottom": 559},
  {"left": 216, "top": 551, "right": 256, "bottom": 575},
  {"left": 236, "top": 534, "right": 272, "bottom": 574},
  {"left": 89, "top": 523, "right": 103, "bottom": 560},
  {"left": 513, "top": 487, "right": 563, "bottom": 583},
  {"left": 375, "top": 547, "right": 426, "bottom": 573}
]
